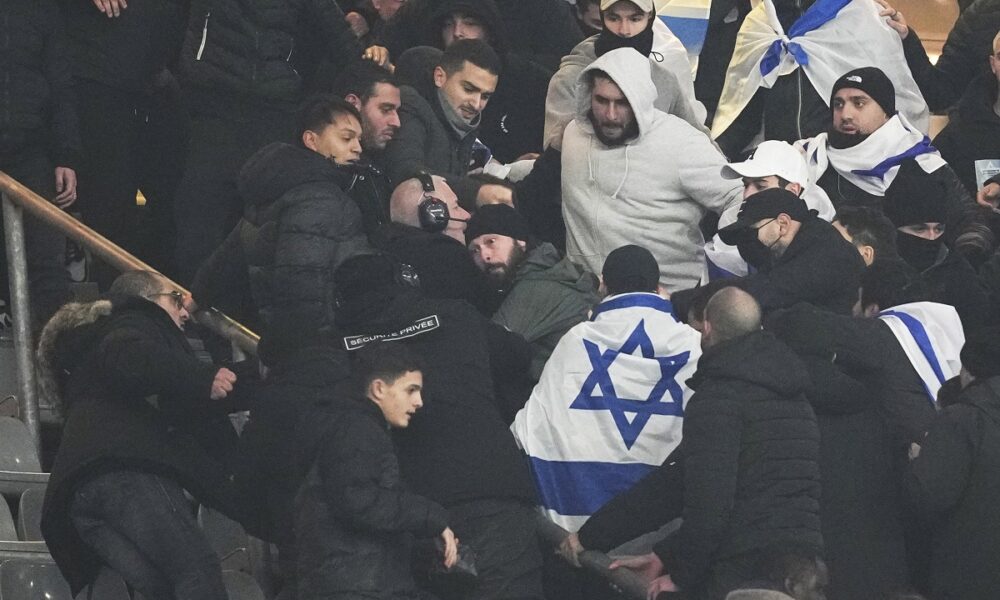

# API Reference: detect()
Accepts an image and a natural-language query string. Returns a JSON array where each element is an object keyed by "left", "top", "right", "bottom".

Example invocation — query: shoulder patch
[{"left": 342, "top": 315, "right": 441, "bottom": 351}]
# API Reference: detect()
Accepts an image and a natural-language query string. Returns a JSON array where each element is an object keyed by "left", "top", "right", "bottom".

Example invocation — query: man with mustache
[
  {"left": 796, "top": 67, "right": 993, "bottom": 264},
  {"left": 384, "top": 39, "right": 501, "bottom": 208}
]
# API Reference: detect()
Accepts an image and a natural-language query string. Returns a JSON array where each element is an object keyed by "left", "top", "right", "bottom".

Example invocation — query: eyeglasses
[{"left": 147, "top": 290, "right": 186, "bottom": 310}]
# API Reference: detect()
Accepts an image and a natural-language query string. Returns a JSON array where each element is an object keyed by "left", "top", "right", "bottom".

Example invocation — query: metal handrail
[
  {"left": 1, "top": 170, "right": 259, "bottom": 454},
  {"left": 535, "top": 515, "right": 648, "bottom": 599}
]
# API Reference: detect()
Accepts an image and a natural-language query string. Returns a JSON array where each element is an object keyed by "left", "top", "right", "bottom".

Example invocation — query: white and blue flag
[
  {"left": 879, "top": 302, "right": 964, "bottom": 406},
  {"left": 511, "top": 293, "right": 701, "bottom": 531},
  {"left": 656, "top": 0, "right": 711, "bottom": 67}
]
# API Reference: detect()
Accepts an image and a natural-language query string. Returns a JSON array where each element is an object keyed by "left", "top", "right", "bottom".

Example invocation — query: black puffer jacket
[
  {"left": 179, "top": 0, "right": 362, "bottom": 115},
  {"left": 336, "top": 287, "right": 537, "bottom": 508},
  {"left": 0, "top": 0, "right": 81, "bottom": 167},
  {"left": 653, "top": 331, "right": 823, "bottom": 599},
  {"left": 295, "top": 397, "right": 449, "bottom": 600},
  {"left": 905, "top": 376, "right": 1000, "bottom": 600},
  {"left": 902, "top": 0, "right": 1000, "bottom": 111},
  {"left": 58, "top": 0, "right": 186, "bottom": 93},
  {"left": 236, "top": 143, "right": 370, "bottom": 352},
  {"left": 38, "top": 297, "right": 248, "bottom": 594},
  {"left": 740, "top": 215, "right": 865, "bottom": 315}
]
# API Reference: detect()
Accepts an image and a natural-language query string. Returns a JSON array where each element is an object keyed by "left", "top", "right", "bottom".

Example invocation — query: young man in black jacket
[
  {"left": 39, "top": 270, "right": 250, "bottom": 599},
  {"left": 295, "top": 341, "right": 457, "bottom": 600},
  {"left": 334, "top": 254, "right": 544, "bottom": 600}
]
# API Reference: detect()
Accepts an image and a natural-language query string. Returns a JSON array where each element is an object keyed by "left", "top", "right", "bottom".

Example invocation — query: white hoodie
[{"left": 561, "top": 48, "right": 743, "bottom": 292}]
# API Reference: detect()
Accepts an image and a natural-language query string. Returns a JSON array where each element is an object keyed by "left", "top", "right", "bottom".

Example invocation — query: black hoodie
[{"left": 933, "top": 74, "right": 1000, "bottom": 196}]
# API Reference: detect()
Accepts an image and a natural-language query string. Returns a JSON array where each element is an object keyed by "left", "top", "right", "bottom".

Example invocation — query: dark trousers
[
  {"left": 75, "top": 78, "right": 189, "bottom": 288},
  {"left": 70, "top": 470, "right": 227, "bottom": 600},
  {"left": 430, "top": 499, "right": 544, "bottom": 600},
  {"left": 0, "top": 144, "right": 70, "bottom": 329},
  {"left": 173, "top": 111, "right": 293, "bottom": 285}
]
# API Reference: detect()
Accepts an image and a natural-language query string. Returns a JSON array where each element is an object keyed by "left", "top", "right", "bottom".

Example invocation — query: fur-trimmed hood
[{"left": 36, "top": 299, "right": 114, "bottom": 413}]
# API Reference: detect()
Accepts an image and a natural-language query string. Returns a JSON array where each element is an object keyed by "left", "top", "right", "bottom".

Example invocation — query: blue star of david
[{"left": 570, "top": 320, "right": 690, "bottom": 450}]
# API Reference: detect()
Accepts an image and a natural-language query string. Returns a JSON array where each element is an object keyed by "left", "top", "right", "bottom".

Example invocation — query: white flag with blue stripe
[
  {"left": 879, "top": 302, "right": 964, "bottom": 406},
  {"left": 656, "top": 0, "right": 711, "bottom": 66},
  {"left": 511, "top": 293, "right": 701, "bottom": 531}
]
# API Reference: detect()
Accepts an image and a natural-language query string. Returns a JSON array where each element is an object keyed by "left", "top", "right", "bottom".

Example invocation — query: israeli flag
[
  {"left": 511, "top": 293, "right": 701, "bottom": 531},
  {"left": 879, "top": 302, "right": 964, "bottom": 406},
  {"left": 656, "top": 0, "right": 711, "bottom": 63}
]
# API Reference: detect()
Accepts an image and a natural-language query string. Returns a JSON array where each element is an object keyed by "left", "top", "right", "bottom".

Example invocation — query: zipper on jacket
[{"left": 195, "top": 11, "right": 211, "bottom": 61}]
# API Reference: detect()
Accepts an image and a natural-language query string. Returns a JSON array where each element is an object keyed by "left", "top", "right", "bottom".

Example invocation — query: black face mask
[
  {"left": 827, "top": 126, "right": 870, "bottom": 149},
  {"left": 736, "top": 234, "right": 775, "bottom": 271},
  {"left": 897, "top": 232, "right": 944, "bottom": 272},
  {"left": 594, "top": 20, "right": 655, "bottom": 57}
]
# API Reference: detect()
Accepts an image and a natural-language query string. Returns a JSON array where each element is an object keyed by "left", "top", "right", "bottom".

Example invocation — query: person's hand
[
  {"left": 874, "top": 0, "right": 908, "bottom": 38},
  {"left": 345, "top": 12, "right": 370, "bottom": 38},
  {"left": 476, "top": 183, "right": 514, "bottom": 207},
  {"left": 908, "top": 442, "right": 922, "bottom": 461},
  {"left": 977, "top": 181, "right": 1000, "bottom": 210},
  {"left": 515, "top": 152, "right": 541, "bottom": 162},
  {"left": 646, "top": 574, "right": 679, "bottom": 600},
  {"left": 557, "top": 532, "right": 584, "bottom": 568},
  {"left": 363, "top": 45, "right": 390, "bottom": 67},
  {"left": 609, "top": 552, "right": 665, "bottom": 582},
  {"left": 210, "top": 368, "right": 237, "bottom": 400},
  {"left": 53, "top": 167, "right": 77, "bottom": 208},
  {"left": 440, "top": 527, "right": 459, "bottom": 569},
  {"left": 92, "top": 0, "right": 128, "bottom": 17},
  {"left": 183, "top": 294, "right": 199, "bottom": 314}
]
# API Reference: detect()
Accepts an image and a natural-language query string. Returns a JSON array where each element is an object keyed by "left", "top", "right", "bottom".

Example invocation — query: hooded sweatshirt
[
  {"left": 561, "top": 49, "right": 743, "bottom": 292},
  {"left": 544, "top": 19, "right": 707, "bottom": 150}
]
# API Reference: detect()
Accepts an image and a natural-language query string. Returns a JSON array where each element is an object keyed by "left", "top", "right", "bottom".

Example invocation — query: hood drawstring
[
  {"left": 587, "top": 136, "right": 595, "bottom": 182},
  {"left": 612, "top": 145, "right": 630, "bottom": 199}
]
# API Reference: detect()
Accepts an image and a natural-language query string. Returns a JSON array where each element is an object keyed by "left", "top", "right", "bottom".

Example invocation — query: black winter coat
[
  {"left": 373, "top": 222, "right": 498, "bottom": 315},
  {"left": 58, "top": 0, "right": 186, "bottom": 93},
  {"left": 0, "top": 0, "right": 81, "bottom": 167},
  {"left": 384, "top": 59, "right": 482, "bottom": 207},
  {"left": 654, "top": 331, "right": 822, "bottom": 599},
  {"left": 295, "top": 397, "right": 449, "bottom": 600},
  {"left": 191, "top": 143, "right": 371, "bottom": 358},
  {"left": 919, "top": 249, "right": 996, "bottom": 330},
  {"left": 39, "top": 297, "right": 247, "bottom": 594},
  {"left": 902, "top": 0, "right": 1000, "bottom": 111},
  {"left": 419, "top": 0, "right": 552, "bottom": 163},
  {"left": 741, "top": 215, "right": 865, "bottom": 315},
  {"left": 336, "top": 288, "right": 537, "bottom": 508},
  {"left": 933, "top": 75, "right": 1000, "bottom": 196},
  {"left": 766, "top": 312, "right": 910, "bottom": 600},
  {"left": 179, "top": 0, "right": 362, "bottom": 116},
  {"left": 905, "top": 376, "right": 1000, "bottom": 600}
]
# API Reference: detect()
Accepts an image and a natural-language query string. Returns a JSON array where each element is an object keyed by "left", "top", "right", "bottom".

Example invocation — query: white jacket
[
  {"left": 561, "top": 48, "right": 743, "bottom": 292},
  {"left": 544, "top": 20, "right": 707, "bottom": 151}
]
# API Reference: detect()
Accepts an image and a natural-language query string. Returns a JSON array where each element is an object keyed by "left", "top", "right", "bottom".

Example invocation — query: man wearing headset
[{"left": 374, "top": 173, "right": 500, "bottom": 314}]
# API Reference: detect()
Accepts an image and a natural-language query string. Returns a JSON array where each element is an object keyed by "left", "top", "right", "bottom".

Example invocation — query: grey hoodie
[{"left": 560, "top": 49, "right": 742, "bottom": 292}]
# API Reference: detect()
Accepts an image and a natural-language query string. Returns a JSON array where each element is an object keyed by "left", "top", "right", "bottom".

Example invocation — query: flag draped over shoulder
[
  {"left": 511, "top": 293, "right": 702, "bottom": 531},
  {"left": 712, "top": 0, "right": 929, "bottom": 139},
  {"left": 879, "top": 302, "right": 965, "bottom": 406}
]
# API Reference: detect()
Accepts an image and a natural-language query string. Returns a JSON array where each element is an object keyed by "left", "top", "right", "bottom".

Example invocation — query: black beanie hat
[
  {"left": 464, "top": 204, "right": 531, "bottom": 244},
  {"left": 831, "top": 67, "right": 896, "bottom": 117},
  {"left": 602, "top": 245, "right": 660, "bottom": 295},
  {"left": 961, "top": 326, "right": 1000, "bottom": 379},
  {"left": 882, "top": 169, "right": 949, "bottom": 227}
]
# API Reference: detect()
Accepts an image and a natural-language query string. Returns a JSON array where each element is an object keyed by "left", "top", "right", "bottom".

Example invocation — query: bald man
[
  {"left": 377, "top": 175, "right": 494, "bottom": 312},
  {"left": 577, "top": 287, "right": 822, "bottom": 600}
]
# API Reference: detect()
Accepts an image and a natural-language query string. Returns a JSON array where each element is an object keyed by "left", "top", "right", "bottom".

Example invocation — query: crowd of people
[{"left": 3, "top": 0, "right": 1000, "bottom": 599}]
